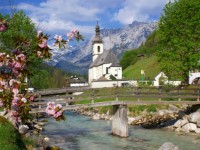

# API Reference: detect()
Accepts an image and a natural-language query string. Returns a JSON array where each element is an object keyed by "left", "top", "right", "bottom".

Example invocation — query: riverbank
[{"left": 74, "top": 104, "right": 200, "bottom": 135}]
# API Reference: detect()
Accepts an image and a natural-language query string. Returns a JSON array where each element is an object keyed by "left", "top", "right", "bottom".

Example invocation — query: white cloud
[
  {"left": 17, "top": 0, "right": 102, "bottom": 35},
  {"left": 32, "top": 17, "right": 94, "bottom": 36},
  {"left": 114, "top": 0, "right": 171, "bottom": 24},
  {"left": 14, "top": 0, "right": 172, "bottom": 36}
]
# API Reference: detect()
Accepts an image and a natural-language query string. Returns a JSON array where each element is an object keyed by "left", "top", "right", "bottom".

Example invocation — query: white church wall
[
  {"left": 118, "top": 68, "right": 122, "bottom": 79},
  {"left": 102, "top": 64, "right": 111, "bottom": 74},
  {"left": 88, "top": 69, "right": 93, "bottom": 84},
  {"left": 93, "top": 43, "right": 103, "bottom": 61},
  {"left": 88, "top": 67, "right": 98, "bottom": 84},
  {"left": 96, "top": 66, "right": 99, "bottom": 79},
  {"left": 109, "top": 67, "right": 122, "bottom": 79}
]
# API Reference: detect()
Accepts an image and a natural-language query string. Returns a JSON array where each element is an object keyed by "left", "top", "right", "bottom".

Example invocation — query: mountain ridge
[{"left": 48, "top": 21, "right": 157, "bottom": 75}]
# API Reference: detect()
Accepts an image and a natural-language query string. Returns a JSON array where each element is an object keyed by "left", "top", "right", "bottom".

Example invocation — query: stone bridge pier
[{"left": 112, "top": 104, "right": 128, "bottom": 137}]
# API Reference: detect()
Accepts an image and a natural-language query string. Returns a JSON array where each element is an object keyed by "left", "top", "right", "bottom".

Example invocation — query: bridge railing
[{"left": 31, "top": 86, "right": 200, "bottom": 110}]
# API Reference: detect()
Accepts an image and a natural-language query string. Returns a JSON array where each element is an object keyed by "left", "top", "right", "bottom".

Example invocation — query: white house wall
[
  {"left": 189, "top": 72, "right": 200, "bottom": 84},
  {"left": 91, "top": 80, "right": 138, "bottom": 88},
  {"left": 70, "top": 83, "right": 89, "bottom": 87}
]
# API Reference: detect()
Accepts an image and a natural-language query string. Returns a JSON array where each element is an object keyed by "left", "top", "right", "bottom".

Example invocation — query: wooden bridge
[{"left": 31, "top": 86, "right": 200, "bottom": 137}]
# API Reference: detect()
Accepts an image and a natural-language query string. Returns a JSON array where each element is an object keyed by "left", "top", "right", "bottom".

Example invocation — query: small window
[
  {"left": 97, "top": 46, "right": 100, "bottom": 52},
  {"left": 115, "top": 74, "right": 117, "bottom": 77}
]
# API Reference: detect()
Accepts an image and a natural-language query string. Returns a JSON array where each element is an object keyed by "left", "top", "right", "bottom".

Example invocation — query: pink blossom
[
  {"left": 13, "top": 61, "right": 22, "bottom": 70},
  {"left": 0, "top": 24, "right": 6, "bottom": 32},
  {"left": 29, "top": 95, "right": 34, "bottom": 101},
  {"left": 54, "top": 35, "right": 62, "bottom": 42},
  {"left": 9, "top": 79, "right": 14, "bottom": 86},
  {"left": 0, "top": 62, "right": 4, "bottom": 67},
  {"left": 46, "top": 108, "right": 55, "bottom": 116},
  {"left": 16, "top": 54, "right": 26, "bottom": 62},
  {"left": 9, "top": 79, "right": 21, "bottom": 88},
  {"left": 13, "top": 88, "right": 19, "bottom": 96},
  {"left": 47, "top": 102, "right": 55, "bottom": 108},
  {"left": 12, "top": 97, "right": 19, "bottom": 106},
  {"left": 9, "top": 79, "right": 17, "bottom": 86},
  {"left": 53, "top": 110, "right": 63, "bottom": 118},
  {"left": 0, "top": 100, "right": 3, "bottom": 107},
  {"left": 46, "top": 102, "right": 64, "bottom": 118},
  {"left": 0, "top": 52, "right": 5, "bottom": 57},
  {"left": 12, "top": 69, "right": 19, "bottom": 77},
  {"left": 67, "top": 33, "right": 74, "bottom": 40},
  {"left": 0, "top": 81, "right": 6, "bottom": 86},
  {"left": 12, "top": 112, "right": 21, "bottom": 123},
  {"left": 38, "top": 39, "right": 47, "bottom": 48},
  {"left": 12, "top": 110, "right": 19, "bottom": 116},
  {"left": 72, "top": 29, "right": 78, "bottom": 34}
]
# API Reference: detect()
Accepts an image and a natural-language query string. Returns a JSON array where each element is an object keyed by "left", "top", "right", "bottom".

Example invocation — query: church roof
[{"left": 89, "top": 49, "right": 121, "bottom": 68}]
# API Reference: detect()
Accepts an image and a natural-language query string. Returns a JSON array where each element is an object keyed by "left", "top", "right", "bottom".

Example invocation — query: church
[{"left": 88, "top": 22, "right": 122, "bottom": 84}]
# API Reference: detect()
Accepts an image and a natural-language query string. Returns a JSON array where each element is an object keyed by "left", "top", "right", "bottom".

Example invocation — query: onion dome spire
[{"left": 93, "top": 20, "right": 102, "bottom": 44}]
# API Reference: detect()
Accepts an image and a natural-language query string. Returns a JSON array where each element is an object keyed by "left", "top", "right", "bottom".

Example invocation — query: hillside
[
  {"left": 121, "top": 30, "right": 161, "bottom": 80},
  {"left": 123, "top": 55, "right": 160, "bottom": 80}
]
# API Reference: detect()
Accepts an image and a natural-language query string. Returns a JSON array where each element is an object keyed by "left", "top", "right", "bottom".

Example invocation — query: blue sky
[{"left": 0, "top": 0, "right": 171, "bottom": 40}]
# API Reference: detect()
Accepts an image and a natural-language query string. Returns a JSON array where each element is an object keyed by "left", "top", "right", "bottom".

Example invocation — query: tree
[
  {"left": 158, "top": 0, "right": 200, "bottom": 82},
  {"left": 0, "top": 11, "right": 84, "bottom": 124},
  {"left": 0, "top": 11, "right": 42, "bottom": 78}
]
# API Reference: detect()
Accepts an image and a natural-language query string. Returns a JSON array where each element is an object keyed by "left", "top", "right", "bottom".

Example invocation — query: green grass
[
  {"left": 128, "top": 104, "right": 168, "bottom": 116},
  {"left": 0, "top": 116, "right": 27, "bottom": 150},
  {"left": 73, "top": 85, "right": 198, "bottom": 116},
  {"left": 123, "top": 55, "right": 160, "bottom": 80}
]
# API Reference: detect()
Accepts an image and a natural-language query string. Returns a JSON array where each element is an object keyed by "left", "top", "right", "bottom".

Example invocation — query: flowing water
[{"left": 41, "top": 111, "right": 200, "bottom": 150}]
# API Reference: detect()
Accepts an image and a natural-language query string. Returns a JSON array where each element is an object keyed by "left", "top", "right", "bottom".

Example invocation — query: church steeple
[
  {"left": 95, "top": 21, "right": 100, "bottom": 36},
  {"left": 93, "top": 21, "right": 102, "bottom": 44},
  {"left": 92, "top": 21, "right": 104, "bottom": 62}
]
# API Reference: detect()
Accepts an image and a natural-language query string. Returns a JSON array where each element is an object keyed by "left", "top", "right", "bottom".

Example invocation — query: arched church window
[{"left": 97, "top": 46, "right": 100, "bottom": 52}]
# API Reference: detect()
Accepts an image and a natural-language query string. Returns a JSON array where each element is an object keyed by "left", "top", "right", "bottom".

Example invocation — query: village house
[{"left": 66, "top": 76, "right": 88, "bottom": 87}]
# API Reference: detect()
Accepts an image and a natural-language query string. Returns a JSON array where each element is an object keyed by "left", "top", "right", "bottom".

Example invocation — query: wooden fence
[{"left": 31, "top": 86, "right": 200, "bottom": 109}]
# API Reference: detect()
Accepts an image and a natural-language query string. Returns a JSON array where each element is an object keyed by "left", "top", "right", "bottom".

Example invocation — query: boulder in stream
[
  {"left": 158, "top": 142, "right": 179, "bottom": 150},
  {"left": 189, "top": 112, "right": 200, "bottom": 123}
]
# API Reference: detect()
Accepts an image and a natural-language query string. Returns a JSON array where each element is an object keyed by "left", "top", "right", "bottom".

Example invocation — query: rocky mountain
[{"left": 48, "top": 21, "right": 157, "bottom": 75}]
